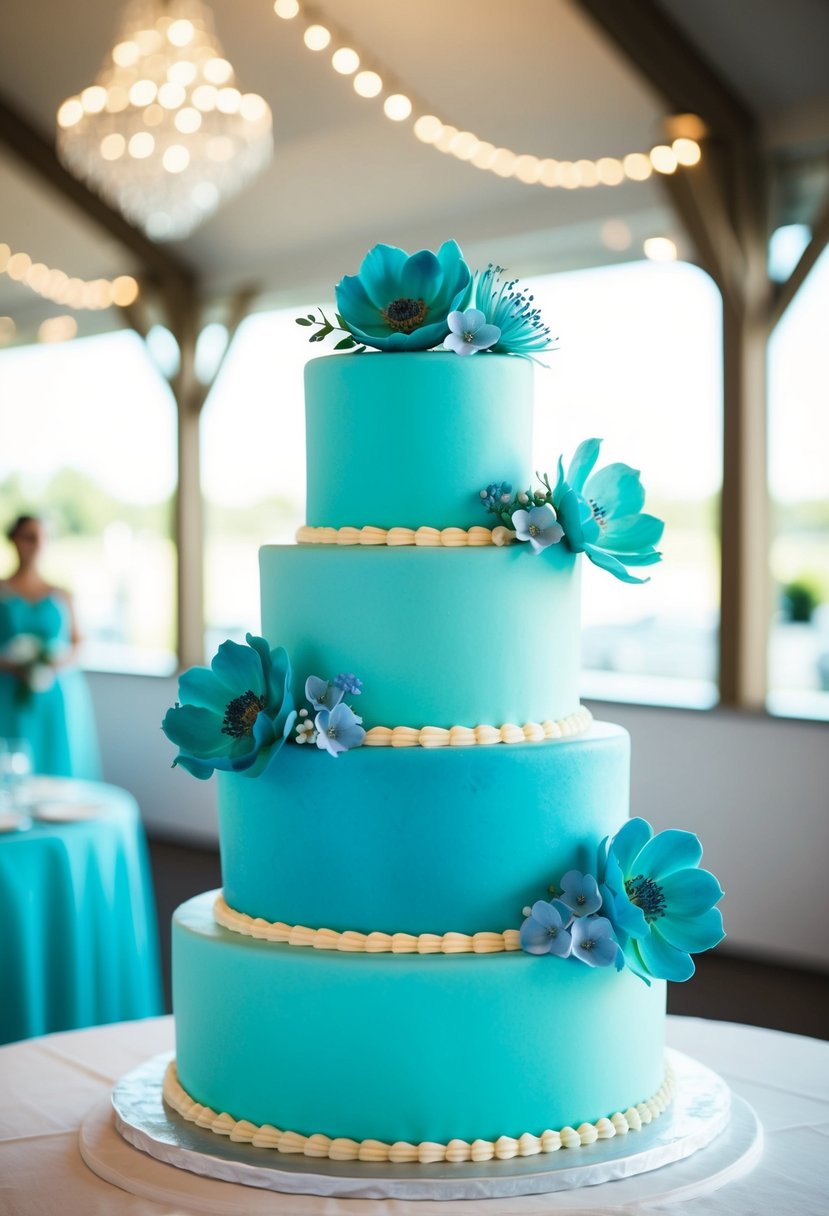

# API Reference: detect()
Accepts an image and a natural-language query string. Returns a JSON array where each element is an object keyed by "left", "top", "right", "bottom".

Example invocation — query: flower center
[
  {"left": 576, "top": 893, "right": 586, "bottom": 905},
  {"left": 383, "top": 297, "right": 427, "bottom": 333},
  {"left": 625, "top": 874, "right": 666, "bottom": 922},
  {"left": 222, "top": 689, "right": 265, "bottom": 738},
  {"left": 529, "top": 524, "right": 540, "bottom": 536},
  {"left": 463, "top": 330, "right": 475, "bottom": 342},
  {"left": 580, "top": 936, "right": 595, "bottom": 951},
  {"left": 589, "top": 497, "right": 608, "bottom": 529},
  {"left": 548, "top": 925, "right": 559, "bottom": 938}
]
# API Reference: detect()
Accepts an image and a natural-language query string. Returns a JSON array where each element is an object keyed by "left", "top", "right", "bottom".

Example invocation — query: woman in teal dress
[{"left": 0, "top": 515, "right": 100, "bottom": 779}]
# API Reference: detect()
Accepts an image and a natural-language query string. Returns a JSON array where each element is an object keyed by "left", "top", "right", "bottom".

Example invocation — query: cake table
[{"left": 2, "top": 1014, "right": 827, "bottom": 1214}]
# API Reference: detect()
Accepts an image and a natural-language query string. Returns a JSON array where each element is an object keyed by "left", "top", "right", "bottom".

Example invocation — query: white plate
[
  {"left": 30, "top": 801, "right": 104, "bottom": 822},
  {"left": 0, "top": 811, "right": 32, "bottom": 833}
]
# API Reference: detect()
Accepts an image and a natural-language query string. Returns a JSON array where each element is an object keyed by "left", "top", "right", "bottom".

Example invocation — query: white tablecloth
[{"left": 0, "top": 1015, "right": 827, "bottom": 1215}]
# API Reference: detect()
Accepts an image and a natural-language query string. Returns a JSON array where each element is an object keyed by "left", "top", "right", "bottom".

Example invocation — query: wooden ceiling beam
[
  {"left": 0, "top": 89, "right": 195, "bottom": 293},
  {"left": 573, "top": 0, "right": 755, "bottom": 144}
]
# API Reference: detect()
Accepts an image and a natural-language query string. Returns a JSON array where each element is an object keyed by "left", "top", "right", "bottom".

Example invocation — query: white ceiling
[{"left": 0, "top": 0, "right": 827, "bottom": 341}]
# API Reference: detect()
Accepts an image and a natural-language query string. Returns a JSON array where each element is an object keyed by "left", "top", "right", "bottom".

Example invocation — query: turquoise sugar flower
[
  {"left": 552, "top": 438, "right": 664, "bottom": 584},
  {"left": 315, "top": 702, "right": 366, "bottom": 757},
  {"left": 443, "top": 308, "right": 501, "bottom": 355},
  {"left": 466, "top": 264, "right": 555, "bottom": 355},
  {"left": 519, "top": 899, "right": 573, "bottom": 957},
  {"left": 162, "top": 635, "right": 296, "bottom": 780},
  {"left": 335, "top": 240, "right": 471, "bottom": 351},
  {"left": 600, "top": 817, "right": 725, "bottom": 984}
]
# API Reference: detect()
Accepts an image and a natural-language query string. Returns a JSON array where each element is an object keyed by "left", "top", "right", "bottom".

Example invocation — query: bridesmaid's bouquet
[{"left": 1, "top": 634, "right": 58, "bottom": 700}]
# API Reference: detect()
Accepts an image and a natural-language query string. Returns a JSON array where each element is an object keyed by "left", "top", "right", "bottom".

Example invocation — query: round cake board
[{"left": 80, "top": 1048, "right": 762, "bottom": 1211}]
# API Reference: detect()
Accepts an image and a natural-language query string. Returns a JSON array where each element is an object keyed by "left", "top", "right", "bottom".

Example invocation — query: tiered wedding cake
[{"left": 161, "top": 241, "right": 723, "bottom": 1167}]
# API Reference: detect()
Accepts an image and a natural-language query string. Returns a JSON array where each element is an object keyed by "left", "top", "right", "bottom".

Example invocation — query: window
[
  {"left": 0, "top": 330, "right": 177, "bottom": 673},
  {"left": 201, "top": 308, "right": 312, "bottom": 653},
  {"left": 768, "top": 246, "right": 829, "bottom": 720},
  {"left": 528, "top": 260, "right": 723, "bottom": 707}
]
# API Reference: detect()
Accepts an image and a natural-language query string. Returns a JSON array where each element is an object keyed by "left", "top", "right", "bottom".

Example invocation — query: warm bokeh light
[
  {"left": 512, "top": 154, "right": 542, "bottom": 183},
  {"left": 450, "top": 131, "right": 480, "bottom": 160},
  {"left": 434, "top": 124, "right": 459, "bottom": 154},
  {"left": 112, "top": 40, "right": 139, "bottom": 67},
  {"left": 129, "top": 78, "right": 157, "bottom": 107},
  {"left": 128, "top": 131, "right": 155, "bottom": 158},
  {"left": 81, "top": 85, "right": 108, "bottom": 114},
  {"left": 471, "top": 141, "right": 497, "bottom": 170},
  {"left": 38, "top": 315, "right": 78, "bottom": 343},
  {"left": 353, "top": 70, "right": 382, "bottom": 98},
  {"left": 303, "top": 24, "right": 331, "bottom": 51},
  {"left": 539, "top": 159, "right": 560, "bottom": 187},
  {"left": 491, "top": 148, "right": 518, "bottom": 177},
  {"left": 204, "top": 57, "right": 232, "bottom": 84},
  {"left": 100, "top": 132, "right": 126, "bottom": 160},
  {"left": 274, "top": 0, "right": 300, "bottom": 17},
  {"left": 167, "top": 19, "right": 195, "bottom": 47},
  {"left": 575, "top": 159, "right": 600, "bottom": 187},
  {"left": 650, "top": 145, "right": 678, "bottom": 174},
  {"left": 672, "top": 138, "right": 702, "bottom": 167},
  {"left": 623, "top": 152, "right": 653, "bottom": 181},
  {"left": 163, "top": 144, "right": 190, "bottom": 173},
  {"left": 383, "top": 93, "right": 412, "bottom": 121},
  {"left": 331, "top": 47, "right": 359, "bottom": 74},
  {"left": 240, "top": 93, "right": 268, "bottom": 122},
  {"left": 413, "top": 115, "right": 443, "bottom": 144},
  {"left": 601, "top": 219, "right": 633, "bottom": 251},
  {"left": 0, "top": 316, "right": 15, "bottom": 344},
  {"left": 111, "top": 276, "right": 140, "bottom": 307},
  {"left": 644, "top": 237, "right": 678, "bottom": 262},
  {"left": 174, "top": 106, "right": 202, "bottom": 134},
  {"left": 596, "top": 157, "right": 625, "bottom": 186},
  {"left": 6, "top": 252, "right": 32, "bottom": 280},
  {"left": 57, "top": 98, "right": 83, "bottom": 128}
]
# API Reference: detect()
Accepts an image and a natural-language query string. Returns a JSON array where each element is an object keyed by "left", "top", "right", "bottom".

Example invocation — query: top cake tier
[{"left": 304, "top": 352, "right": 533, "bottom": 530}]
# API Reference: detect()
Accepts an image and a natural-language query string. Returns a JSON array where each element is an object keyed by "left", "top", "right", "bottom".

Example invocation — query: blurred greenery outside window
[
  {"left": 767, "top": 245, "right": 829, "bottom": 719},
  {"left": 0, "top": 330, "right": 177, "bottom": 674}
]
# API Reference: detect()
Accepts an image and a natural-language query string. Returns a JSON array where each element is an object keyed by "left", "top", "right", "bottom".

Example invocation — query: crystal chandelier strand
[{"left": 56, "top": 0, "right": 273, "bottom": 241}]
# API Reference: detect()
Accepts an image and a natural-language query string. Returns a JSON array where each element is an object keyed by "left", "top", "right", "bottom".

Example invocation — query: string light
[
  {"left": 0, "top": 242, "right": 139, "bottom": 311},
  {"left": 38, "top": 315, "right": 78, "bottom": 344},
  {"left": 275, "top": 4, "right": 703, "bottom": 190},
  {"left": 644, "top": 237, "right": 678, "bottom": 262}
]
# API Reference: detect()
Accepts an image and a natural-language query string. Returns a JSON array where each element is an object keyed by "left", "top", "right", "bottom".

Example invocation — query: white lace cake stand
[{"left": 80, "top": 1048, "right": 762, "bottom": 1210}]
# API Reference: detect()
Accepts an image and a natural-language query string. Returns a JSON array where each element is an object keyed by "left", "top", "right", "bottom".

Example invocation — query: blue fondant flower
[
  {"left": 570, "top": 916, "right": 623, "bottom": 969},
  {"left": 466, "top": 264, "right": 555, "bottom": 355},
  {"left": 315, "top": 702, "right": 366, "bottom": 757},
  {"left": 558, "top": 870, "right": 603, "bottom": 917},
  {"left": 333, "top": 672, "right": 363, "bottom": 696},
  {"left": 512, "top": 504, "right": 564, "bottom": 553},
  {"left": 552, "top": 439, "right": 664, "bottom": 584},
  {"left": 600, "top": 818, "right": 725, "bottom": 984},
  {"left": 162, "top": 635, "right": 296, "bottom": 780},
  {"left": 479, "top": 481, "right": 512, "bottom": 510},
  {"left": 520, "top": 899, "right": 573, "bottom": 957},
  {"left": 305, "top": 675, "right": 344, "bottom": 712},
  {"left": 335, "top": 240, "right": 471, "bottom": 351},
  {"left": 443, "top": 308, "right": 501, "bottom": 355}
]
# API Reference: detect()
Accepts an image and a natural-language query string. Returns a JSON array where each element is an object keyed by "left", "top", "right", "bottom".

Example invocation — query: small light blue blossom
[
  {"left": 519, "top": 899, "right": 573, "bottom": 957},
  {"left": 333, "top": 672, "right": 363, "bottom": 696},
  {"left": 305, "top": 675, "right": 344, "bottom": 712},
  {"left": 511, "top": 504, "right": 564, "bottom": 553},
  {"left": 559, "top": 870, "right": 603, "bottom": 917},
  {"left": 465, "top": 264, "right": 555, "bottom": 356},
  {"left": 570, "top": 916, "right": 622, "bottom": 969},
  {"left": 443, "top": 308, "right": 501, "bottom": 355},
  {"left": 314, "top": 702, "right": 366, "bottom": 757}
]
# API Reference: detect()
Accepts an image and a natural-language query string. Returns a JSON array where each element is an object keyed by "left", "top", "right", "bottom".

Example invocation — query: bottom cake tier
[{"left": 171, "top": 893, "right": 668, "bottom": 1154}]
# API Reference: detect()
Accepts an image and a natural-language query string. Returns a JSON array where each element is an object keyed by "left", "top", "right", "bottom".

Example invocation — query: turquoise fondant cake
[{"left": 161, "top": 242, "right": 724, "bottom": 1169}]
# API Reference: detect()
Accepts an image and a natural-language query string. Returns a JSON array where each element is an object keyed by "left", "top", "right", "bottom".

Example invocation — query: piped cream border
[
  {"left": 163, "top": 1060, "right": 675, "bottom": 1163},
  {"left": 214, "top": 894, "right": 521, "bottom": 954},
  {"left": 297, "top": 524, "right": 516, "bottom": 547},
  {"left": 360, "top": 707, "right": 592, "bottom": 748}
]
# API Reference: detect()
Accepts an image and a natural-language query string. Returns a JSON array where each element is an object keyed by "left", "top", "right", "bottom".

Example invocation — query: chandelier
[{"left": 56, "top": 0, "right": 272, "bottom": 241}]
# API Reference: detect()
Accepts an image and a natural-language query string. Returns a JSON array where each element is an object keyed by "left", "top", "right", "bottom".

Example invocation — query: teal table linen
[{"left": 0, "top": 781, "right": 163, "bottom": 1044}]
